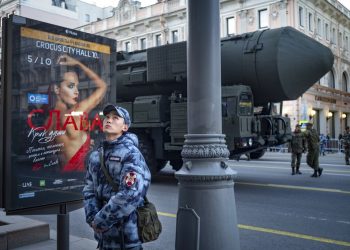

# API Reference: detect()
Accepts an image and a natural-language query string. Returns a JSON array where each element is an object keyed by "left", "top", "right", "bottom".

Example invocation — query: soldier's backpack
[{"left": 99, "top": 152, "right": 162, "bottom": 245}]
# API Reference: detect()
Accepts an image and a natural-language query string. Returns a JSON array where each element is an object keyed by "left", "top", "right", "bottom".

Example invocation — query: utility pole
[{"left": 175, "top": 0, "right": 240, "bottom": 249}]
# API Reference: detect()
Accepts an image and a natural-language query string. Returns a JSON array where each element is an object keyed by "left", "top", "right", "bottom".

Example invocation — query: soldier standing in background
[
  {"left": 304, "top": 123, "right": 323, "bottom": 177},
  {"left": 289, "top": 124, "right": 306, "bottom": 175},
  {"left": 343, "top": 126, "right": 350, "bottom": 165}
]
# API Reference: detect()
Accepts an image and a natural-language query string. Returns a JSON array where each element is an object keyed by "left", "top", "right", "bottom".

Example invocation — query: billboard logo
[
  {"left": 21, "top": 182, "right": 32, "bottom": 188},
  {"left": 39, "top": 180, "right": 46, "bottom": 187},
  {"left": 53, "top": 179, "right": 63, "bottom": 185},
  {"left": 28, "top": 93, "right": 49, "bottom": 104},
  {"left": 19, "top": 192, "right": 35, "bottom": 199},
  {"left": 65, "top": 29, "right": 77, "bottom": 36}
]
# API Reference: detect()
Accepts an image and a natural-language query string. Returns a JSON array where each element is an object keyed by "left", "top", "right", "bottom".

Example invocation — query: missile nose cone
[
  {"left": 277, "top": 27, "right": 334, "bottom": 99},
  {"left": 221, "top": 27, "right": 334, "bottom": 105}
]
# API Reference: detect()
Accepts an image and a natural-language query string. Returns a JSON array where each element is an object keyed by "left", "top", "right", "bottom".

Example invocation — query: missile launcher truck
[{"left": 115, "top": 27, "right": 334, "bottom": 174}]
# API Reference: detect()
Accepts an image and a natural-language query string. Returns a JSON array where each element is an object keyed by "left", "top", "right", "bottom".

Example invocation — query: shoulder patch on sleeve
[{"left": 124, "top": 171, "right": 137, "bottom": 187}]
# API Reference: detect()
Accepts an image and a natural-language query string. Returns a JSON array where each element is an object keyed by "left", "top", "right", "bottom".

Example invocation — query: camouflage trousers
[
  {"left": 291, "top": 153, "right": 302, "bottom": 168},
  {"left": 345, "top": 148, "right": 350, "bottom": 164},
  {"left": 306, "top": 148, "right": 319, "bottom": 170}
]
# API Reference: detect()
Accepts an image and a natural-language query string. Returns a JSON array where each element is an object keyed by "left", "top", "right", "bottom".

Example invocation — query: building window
[
  {"left": 327, "top": 70, "right": 335, "bottom": 89},
  {"left": 298, "top": 6, "right": 304, "bottom": 27},
  {"left": 226, "top": 17, "right": 235, "bottom": 36},
  {"left": 155, "top": 34, "right": 162, "bottom": 46},
  {"left": 345, "top": 36, "right": 349, "bottom": 50},
  {"left": 331, "top": 28, "right": 336, "bottom": 44},
  {"left": 172, "top": 30, "right": 178, "bottom": 43},
  {"left": 258, "top": 9, "right": 268, "bottom": 29},
  {"left": 85, "top": 14, "right": 90, "bottom": 22},
  {"left": 125, "top": 41, "right": 131, "bottom": 52},
  {"left": 317, "top": 18, "right": 322, "bottom": 36},
  {"left": 339, "top": 32, "right": 343, "bottom": 48},
  {"left": 325, "top": 23, "right": 329, "bottom": 41},
  {"left": 342, "top": 72, "right": 348, "bottom": 92},
  {"left": 140, "top": 38, "right": 147, "bottom": 50},
  {"left": 308, "top": 13, "right": 313, "bottom": 31}
]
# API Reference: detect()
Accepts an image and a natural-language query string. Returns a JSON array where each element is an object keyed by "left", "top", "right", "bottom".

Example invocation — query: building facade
[
  {"left": 0, "top": 0, "right": 114, "bottom": 61},
  {"left": 80, "top": 0, "right": 348, "bottom": 138}
]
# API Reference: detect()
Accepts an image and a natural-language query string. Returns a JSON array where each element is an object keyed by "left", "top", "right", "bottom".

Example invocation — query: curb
[{"left": 0, "top": 212, "right": 50, "bottom": 249}]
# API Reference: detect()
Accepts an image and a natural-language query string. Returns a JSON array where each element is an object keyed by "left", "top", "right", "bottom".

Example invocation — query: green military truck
[{"left": 114, "top": 27, "right": 333, "bottom": 174}]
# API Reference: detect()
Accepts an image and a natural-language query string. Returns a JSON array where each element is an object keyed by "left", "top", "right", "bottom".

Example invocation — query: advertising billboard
[{"left": 0, "top": 15, "right": 116, "bottom": 213}]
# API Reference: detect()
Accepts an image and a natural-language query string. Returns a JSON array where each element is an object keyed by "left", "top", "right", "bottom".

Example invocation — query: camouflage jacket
[
  {"left": 83, "top": 132, "right": 151, "bottom": 249},
  {"left": 304, "top": 128, "right": 320, "bottom": 151},
  {"left": 290, "top": 131, "right": 306, "bottom": 153},
  {"left": 343, "top": 132, "right": 350, "bottom": 149}
]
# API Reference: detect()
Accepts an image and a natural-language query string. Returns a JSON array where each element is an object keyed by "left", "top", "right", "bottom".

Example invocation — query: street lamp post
[{"left": 175, "top": 0, "right": 240, "bottom": 250}]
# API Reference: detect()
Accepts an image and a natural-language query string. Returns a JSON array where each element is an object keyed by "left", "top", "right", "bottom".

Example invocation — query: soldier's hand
[{"left": 91, "top": 222, "right": 107, "bottom": 233}]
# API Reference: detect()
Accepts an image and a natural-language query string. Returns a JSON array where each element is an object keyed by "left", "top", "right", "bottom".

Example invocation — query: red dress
[{"left": 62, "top": 135, "right": 90, "bottom": 172}]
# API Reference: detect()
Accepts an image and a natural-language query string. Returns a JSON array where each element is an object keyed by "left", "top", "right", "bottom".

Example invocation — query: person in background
[
  {"left": 343, "top": 126, "right": 350, "bottom": 165},
  {"left": 289, "top": 124, "right": 306, "bottom": 175},
  {"left": 319, "top": 134, "right": 327, "bottom": 156},
  {"left": 304, "top": 123, "right": 323, "bottom": 177}
]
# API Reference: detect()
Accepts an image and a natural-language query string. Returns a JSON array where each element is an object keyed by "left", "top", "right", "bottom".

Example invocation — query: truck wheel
[
  {"left": 157, "top": 160, "right": 168, "bottom": 170},
  {"left": 170, "top": 160, "right": 183, "bottom": 171},
  {"left": 249, "top": 149, "right": 266, "bottom": 159},
  {"left": 138, "top": 134, "right": 165, "bottom": 175}
]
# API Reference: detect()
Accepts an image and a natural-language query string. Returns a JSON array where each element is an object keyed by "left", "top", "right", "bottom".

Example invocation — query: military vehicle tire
[
  {"left": 249, "top": 149, "right": 266, "bottom": 159},
  {"left": 170, "top": 160, "right": 183, "bottom": 171},
  {"left": 157, "top": 160, "right": 168, "bottom": 170},
  {"left": 138, "top": 134, "right": 161, "bottom": 175}
]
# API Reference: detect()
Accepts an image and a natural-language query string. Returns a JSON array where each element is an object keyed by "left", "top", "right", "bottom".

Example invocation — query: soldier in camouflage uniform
[
  {"left": 304, "top": 123, "right": 323, "bottom": 177},
  {"left": 289, "top": 124, "right": 306, "bottom": 175},
  {"left": 343, "top": 126, "right": 350, "bottom": 165},
  {"left": 83, "top": 104, "right": 151, "bottom": 250}
]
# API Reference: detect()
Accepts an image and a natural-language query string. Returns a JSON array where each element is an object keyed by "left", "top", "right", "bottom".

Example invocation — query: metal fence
[
  {"left": 324, "top": 139, "right": 344, "bottom": 153},
  {"left": 268, "top": 139, "right": 345, "bottom": 154}
]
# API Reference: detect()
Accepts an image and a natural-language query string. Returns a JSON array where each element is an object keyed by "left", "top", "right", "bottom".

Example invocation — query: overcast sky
[{"left": 80, "top": 0, "right": 350, "bottom": 11}]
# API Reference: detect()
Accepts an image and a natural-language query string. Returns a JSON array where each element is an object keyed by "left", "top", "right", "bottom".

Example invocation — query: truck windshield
[{"left": 239, "top": 93, "right": 253, "bottom": 116}]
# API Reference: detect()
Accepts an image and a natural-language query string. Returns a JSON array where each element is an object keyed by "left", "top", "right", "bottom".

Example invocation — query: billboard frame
[{"left": 1, "top": 15, "right": 116, "bottom": 215}]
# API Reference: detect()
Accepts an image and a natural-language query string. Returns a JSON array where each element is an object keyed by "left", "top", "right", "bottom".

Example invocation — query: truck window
[
  {"left": 239, "top": 93, "right": 253, "bottom": 116},
  {"left": 222, "top": 97, "right": 237, "bottom": 117},
  {"left": 222, "top": 102, "right": 228, "bottom": 117}
]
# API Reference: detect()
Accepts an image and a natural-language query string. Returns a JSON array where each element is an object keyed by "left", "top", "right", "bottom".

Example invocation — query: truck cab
[{"left": 222, "top": 85, "right": 255, "bottom": 156}]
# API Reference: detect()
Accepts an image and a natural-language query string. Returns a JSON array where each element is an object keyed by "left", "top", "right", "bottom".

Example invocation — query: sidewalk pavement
[{"left": 13, "top": 230, "right": 97, "bottom": 250}]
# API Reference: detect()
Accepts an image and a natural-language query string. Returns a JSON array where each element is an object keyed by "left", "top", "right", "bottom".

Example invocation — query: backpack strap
[
  {"left": 99, "top": 149, "right": 125, "bottom": 250},
  {"left": 99, "top": 149, "right": 119, "bottom": 192}
]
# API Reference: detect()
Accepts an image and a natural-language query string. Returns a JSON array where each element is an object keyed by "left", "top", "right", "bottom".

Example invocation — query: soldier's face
[
  {"left": 295, "top": 126, "right": 300, "bottom": 132},
  {"left": 103, "top": 111, "right": 128, "bottom": 139}
]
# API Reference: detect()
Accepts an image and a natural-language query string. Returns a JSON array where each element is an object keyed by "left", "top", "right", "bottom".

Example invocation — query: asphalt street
[{"left": 25, "top": 151, "right": 350, "bottom": 250}]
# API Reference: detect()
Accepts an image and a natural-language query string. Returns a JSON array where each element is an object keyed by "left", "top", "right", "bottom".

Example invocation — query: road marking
[
  {"left": 232, "top": 164, "right": 350, "bottom": 175},
  {"left": 237, "top": 182, "right": 350, "bottom": 194},
  {"left": 158, "top": 211, "right": 177, "bottom": 218},
  {"left": 157, "top": 212, "right": 350, "bottom": 247},
  {"left": 248, "top": 160, "right": 349, "bottom": 168},
  {"left": 238, "top": 224, "right": 350, "bottom": 247}
]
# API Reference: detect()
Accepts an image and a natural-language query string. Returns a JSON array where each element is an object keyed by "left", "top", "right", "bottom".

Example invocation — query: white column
[
  {"left": 334, "top": 111, "right": 341, "bottom": 139},
  {"left": 319, "top": 109, "right": 327, "bottom": 135}
]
